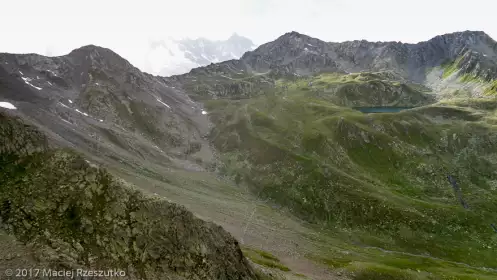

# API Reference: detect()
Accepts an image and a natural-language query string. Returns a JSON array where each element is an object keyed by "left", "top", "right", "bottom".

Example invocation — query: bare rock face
[
  {"left": 0, "top": 112, "right": 259, "bottom": 280},
  {"left": 0, "top": 45, "right": 215, "bottom": 171},
  {"left": 239, "top": 30, "right": 497, "bottom": 82},
  {"left": 172, "top": 30, "right": 497, "bottom": 101}
]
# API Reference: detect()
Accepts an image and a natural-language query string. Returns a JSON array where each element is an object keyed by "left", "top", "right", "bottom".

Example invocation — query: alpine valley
[{"left": 1, "top": 30, "right": 497, "bottom": 280}]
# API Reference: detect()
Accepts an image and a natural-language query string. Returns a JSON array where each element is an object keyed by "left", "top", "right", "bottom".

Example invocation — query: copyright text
[{"left": 4, "top": 268, "right": 126, "bottom": 278}]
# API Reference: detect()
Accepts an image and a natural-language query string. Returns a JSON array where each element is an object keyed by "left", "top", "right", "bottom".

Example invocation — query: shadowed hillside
[{"left": 0, "top": 112, "right": 264, "bottom": 280}]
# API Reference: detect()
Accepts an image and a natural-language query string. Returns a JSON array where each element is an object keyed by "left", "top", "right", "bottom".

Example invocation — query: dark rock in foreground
[{"left": 0, "top": 112, "right": 259, "bottom": 280}]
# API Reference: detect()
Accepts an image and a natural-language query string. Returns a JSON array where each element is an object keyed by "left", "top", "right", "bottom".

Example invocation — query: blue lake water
[{"left": 353, "top": 107, "right": 414, "bottom": 113}]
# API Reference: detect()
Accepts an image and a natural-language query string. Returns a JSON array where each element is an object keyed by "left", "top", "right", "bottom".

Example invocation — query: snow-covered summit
[{"left": 144, "top": 33, "right": 256, "bottom": 77}]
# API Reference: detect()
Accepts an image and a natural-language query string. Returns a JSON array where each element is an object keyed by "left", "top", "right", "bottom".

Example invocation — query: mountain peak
[
  {"left": 67, "top": 44, "right": 134, "bottom": 71},
  {"left": 429, "top": 30, "right": 494, "bottom": 44},
  {"left": 67, "top": 44, "right": 120, "bottom": 61},
  {"left": 69, "top": 44, "right": 111, "bottom": 54},
  {"left": 228, "top": 32, "right": 242, "bottom": 40},
  {"left": 227, "top": 33, "right": 254, "bottom": 46},
  {"left": 282, "top": 31, "right": 307, "bottom": 39},
  {"left": 272, "top": 31, "right": 318, "bottom": 44}
]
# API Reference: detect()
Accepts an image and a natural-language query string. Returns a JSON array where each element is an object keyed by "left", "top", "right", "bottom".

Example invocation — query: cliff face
[
  {"left": 241, "top": 30, "right": 497, "bottom": 83},
  {"left": 0, "top": 112, "right": 259, "bottom": 280}
]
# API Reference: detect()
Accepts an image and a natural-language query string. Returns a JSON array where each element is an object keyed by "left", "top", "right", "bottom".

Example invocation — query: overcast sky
[{"left": 2, "top": 0, "right": 494, "bottom": 63}]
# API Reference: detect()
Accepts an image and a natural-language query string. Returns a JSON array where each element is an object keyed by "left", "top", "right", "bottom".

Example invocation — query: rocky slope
[
  {"left": 0, "top": 45, "right": 215, "bottom": 172},
  {"left": 172, "top": 30, "right": 497, "bottom": 100},
  {"left": 2, "top": 30, "right": 497, "bottom": 280},
  {"left": 0, "top": 112, "right": 262, "bottom": 280}
]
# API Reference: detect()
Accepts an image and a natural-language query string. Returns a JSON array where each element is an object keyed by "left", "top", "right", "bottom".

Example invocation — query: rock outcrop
[{"left": 0, "top": 112, "right": 259, "bottom": 280}]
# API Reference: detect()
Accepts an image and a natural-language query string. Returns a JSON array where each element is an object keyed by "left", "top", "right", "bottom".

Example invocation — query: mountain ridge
[{"left": 2, "top": 30, "right": 497, "bottom": 280}]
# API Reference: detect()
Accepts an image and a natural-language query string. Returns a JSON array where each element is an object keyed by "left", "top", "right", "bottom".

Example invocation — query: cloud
[{"left": 1, "top": 0, "right": 495, "bottom": 59}]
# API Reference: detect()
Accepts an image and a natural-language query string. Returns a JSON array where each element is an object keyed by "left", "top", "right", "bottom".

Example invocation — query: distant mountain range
[
  {"left": 143, "top": 33, "right": 257, "bottom": 76},
  {"left": 1, "top": 30, "right": 497, "bottom": 279}
]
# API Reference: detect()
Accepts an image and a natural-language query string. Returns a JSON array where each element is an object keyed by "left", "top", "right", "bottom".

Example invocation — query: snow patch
[
  {"left": 36, "top": 76, "right": 40, "bottom": 79},
  {"left": 75, "top": 109, "right": 89, "bottom": 117},
  {"left": 21, "top": 77, "right": 42, "bottom": 90},
  {"left": 201, "top": 110, "right": 207, "bottom": 115},
  {"left": 58, "top": 102, "right": 70, "bottom": 109},
  {"left": 60, "top": 118, "right": 72, "bottom": 125},
  {"left": 220, "top": 74, "right": 234, "bottom": 80},
  {"left": 47, "top": 81, "right": 53, "bottom": 86},
  {"left": 68, "top": 99, "right": 73, "bottom": 104},
  {"left": 306, "top": 43, "right": 315, "bottom": 47},
  {"left": 0, "top": 102, "right": 16, "bottom": 110},
  {"left": 95, "top": 83, "right": 99, "bottom": 86},
  {"left": 152, "top": 145, "right": 164, "bottom": 153},
  {"left": 19, "top": 70, "right": 23, "bottom": 75},
  {"left": 156, "top": 98, "right": 171, "bottom": 108},
  {"left": 99, "top": 119, "right": 104, "bottom": 122},
  {"left": 47, "top": 70, "right": 58, "bottom": 76}
]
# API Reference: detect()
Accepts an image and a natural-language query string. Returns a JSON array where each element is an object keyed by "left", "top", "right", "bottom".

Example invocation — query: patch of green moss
[
  {"left": 459, "top": 74, "right": 483, "bottom": 83},
  {"left": 350, "top": 264, "right": 418, "bottom": 280},
  {"left": 310, "top": 255, "right": 352, "bottom": 269},
  {"left": 484, "top": 79, "right": 497, "bottom": 95},
  {"left": 441, "top": 57, "right": 464, "bottom": 79},
  {"left": 242, "top": 247, "right": 290, "bottom": 272}
]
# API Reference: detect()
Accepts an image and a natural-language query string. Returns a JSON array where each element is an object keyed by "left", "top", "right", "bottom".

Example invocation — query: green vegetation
[
  {"left": 484, "top": 79, "right": 497, "bottom": 95},
  {"left": 242, "top": 247, "right": 291, "bottom": 272},
  {"left": 459, "top": 74, "right": 483, "bottom": 83},
  {"left": 441, "top": 57, "right": 464, "bottom": 79},
  {"left": 439, "top": 56, "right": 497, "bottom": 97},
  {"left": 204, "top": 75, "right": 497, "bottom": 278},
  {"left": 275, "top": 72, "right": 435, "bottom": 107}
]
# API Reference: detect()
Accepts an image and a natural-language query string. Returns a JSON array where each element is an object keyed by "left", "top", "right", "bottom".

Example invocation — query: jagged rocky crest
[{"left": 169, "top": 30, "right": 497, "bottom": 101}]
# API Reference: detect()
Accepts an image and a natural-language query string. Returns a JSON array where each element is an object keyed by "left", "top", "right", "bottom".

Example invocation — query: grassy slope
[
  {"left": 274, "top": 72, "right": 435, "bottom": 107},
  {"left": 439, "top": 56, "right": 497, "bottom": 96},
  {"left": 204, "top": 76, "right": 497, "bottom": 279}
]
